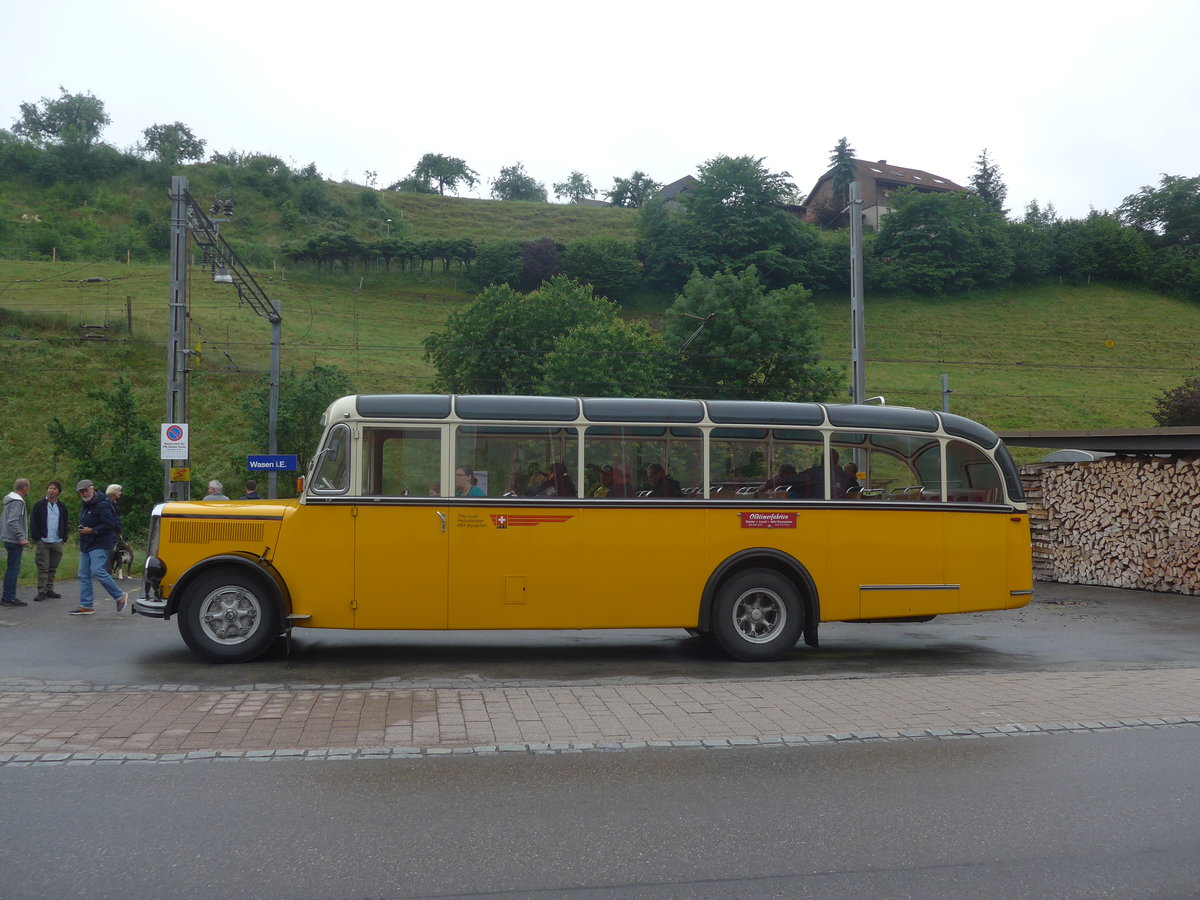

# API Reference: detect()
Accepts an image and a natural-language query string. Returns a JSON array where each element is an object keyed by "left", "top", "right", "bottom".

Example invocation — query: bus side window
[
  {"left": 457, "top": 426, "right": 579, "bottom": 498},
  {"left": 362, "top": 427, "right": 442, "bottom": 496},
  {"left": 946, "top": 440, "right": 1002, "bottom": 503},
  {"left": 583, "top": 427, "right": 699, "bottom": 500}
]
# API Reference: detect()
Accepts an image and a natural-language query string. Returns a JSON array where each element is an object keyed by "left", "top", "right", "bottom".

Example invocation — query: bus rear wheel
[
  {"left": 177, "top": 569, "right": 280, "bottom": 663},
  {"left": 713, "top": 569, "right": 803, "bottom": 662}
]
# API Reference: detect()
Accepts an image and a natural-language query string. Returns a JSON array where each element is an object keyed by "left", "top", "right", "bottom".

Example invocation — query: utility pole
[
  {"left": 269, "top": 300, "right": 282, "bottom": 499},
  {"left": 848, "top": 181, "right": 866, "bottom": 405},
  {"left": 166, "top": 176, "right": 191, "bottom": 501},
  {"left": 164, "top": 176, "right": 284, "bottom": 500}
]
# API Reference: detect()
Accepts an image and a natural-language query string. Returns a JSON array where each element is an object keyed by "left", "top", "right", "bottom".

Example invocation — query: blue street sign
[{"left": 247, "top": 454, "right": 299, "bottom": 471}]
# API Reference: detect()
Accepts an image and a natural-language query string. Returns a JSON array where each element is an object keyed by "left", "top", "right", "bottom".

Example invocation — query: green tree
[
  {"left": 1052, "top": 212, "right": 1151, "bottom": 284},
  {"left": 680, "top": 155, "right": 815, "bottom": 287},
  {"left": 46, "top": 376, "right": 160, "bottom": 532},
  {"left": 473, "top": 239, "right": 523, "bottom": 286},
  {"left": 1151, "top": 376, "right": 1200, "bottom": 426},
  {"left": 238, "top": 364, "right": 356, "bottom": 481},
  {"left": 562, "top": 235, "right": 641, "bottom": 302},
  {"left": 605, "top": 170, "right": 661, "bottom": 208},
  {"left": 662, "top": 267, "right": 840, "bottom": 401},
  {"left": 829, "top": 136, "right": 857, "bottom": 214},
  {"left": 1119, "top": 174, "right": 1200, "bottom": 248},
  {"left": 13, "top": 87, "right": 110, "bottom": 147},
  {"left": 388, "top": 175, "right": 437, "bottom": 194},
  {"left": 540, "top": 319, "right": 675, "bottom": 396},
  {"left": 969, "top": 148, "right": 1008, "bottom": 215},
  {"left": 408, "top": 153, "right": 479, "bottom": 196},
  {"left": 139, "top": 122, "right": 206, "bottom": 165},
  {"left": 636, "top": 198, "right": 693, "bottom": 291},
  {"left": 1149, "top": 245, "right": 1200, "bottom": 299},
  {"left": 1005, "top": 199, "right": 1060, "bottom": 283},
  {"left": 519, "top": 237, "right": 564, "bottom": 290},
  {"left": 490, "top": 162, "right": 547, "bottom": 202},
  {"left": 553, "top": 171, "right": 596, "bottom": 203},
  {"left": 424, "top": 276, "right": 618, "bottom": 393},
  {"left": 871, "top": 189, "right": 1013, "bottom": 293}
]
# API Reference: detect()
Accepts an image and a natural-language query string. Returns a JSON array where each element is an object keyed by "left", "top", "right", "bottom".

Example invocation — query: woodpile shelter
[{"left": 1001, "top": 427, "right": 1200, "bottom": 595}]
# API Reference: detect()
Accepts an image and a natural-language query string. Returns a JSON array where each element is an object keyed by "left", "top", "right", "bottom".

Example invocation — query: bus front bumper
[{"left": 133, "top": 555, "right": 169, "bottom": 619}]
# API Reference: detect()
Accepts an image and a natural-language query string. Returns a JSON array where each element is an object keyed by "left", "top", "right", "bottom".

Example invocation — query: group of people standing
[{"left": 1, "top": 477, "right": 130, "bottom": 615}]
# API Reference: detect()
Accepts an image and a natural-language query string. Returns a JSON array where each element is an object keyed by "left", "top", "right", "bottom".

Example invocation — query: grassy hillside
[
  {"left": 0, "top": 165, "right": 641, "bottom": 263},
  {"left": 809, "top": 283, "right": 1190, "bottom": 432},
  {"left": 1, "top": 258, "right": 1193, "bottom": 507}
]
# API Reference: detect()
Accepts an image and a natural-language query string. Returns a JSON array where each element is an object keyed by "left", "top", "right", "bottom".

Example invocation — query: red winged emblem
[{"left": 490, "top": 514, "right": 574, "bottom": 529}]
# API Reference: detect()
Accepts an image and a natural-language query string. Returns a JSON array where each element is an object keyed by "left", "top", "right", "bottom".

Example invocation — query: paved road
[
  {"left": 1, "top": 579, "right": 1198, "bottom": 762},
  {"left": 3, "top": 730, "right": 1199, "bottom": 899}
]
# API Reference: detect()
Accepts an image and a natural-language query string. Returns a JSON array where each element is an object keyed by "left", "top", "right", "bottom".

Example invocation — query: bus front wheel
[
  {"left": 177, "top": 569, "right": 281, "bottom": 663},
  {"left": 713, "top": 569, "right": 804, "bottom": 662}
]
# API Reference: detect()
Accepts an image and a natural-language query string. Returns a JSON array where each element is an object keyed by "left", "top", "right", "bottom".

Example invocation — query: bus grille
[{"left": 168, "top": 520, "right": 266, "bottom": 545}]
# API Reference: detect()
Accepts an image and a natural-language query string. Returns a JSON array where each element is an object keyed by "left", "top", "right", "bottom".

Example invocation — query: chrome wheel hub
[
  {"left": 199, "top": 587, "right": 260, "bottom": 645},
  {"left": 732, "top": 588, "right": 785, "bottom": 643}
]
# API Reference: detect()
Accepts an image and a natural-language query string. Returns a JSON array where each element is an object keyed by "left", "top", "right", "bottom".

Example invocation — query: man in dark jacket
[
  {"left": 70, "top": 479, "right": 128, "bottom": 616},
  {"left": 644, "top": 463, "right": 683, "bottom": 498},
  {"left": 30, "top": 481, "right": 69, "bottom": 601}
]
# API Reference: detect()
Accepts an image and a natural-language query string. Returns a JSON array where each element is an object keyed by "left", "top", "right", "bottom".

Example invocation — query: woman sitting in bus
[{"left": 454, "top": 465, "right": 486, "bottom": 497}]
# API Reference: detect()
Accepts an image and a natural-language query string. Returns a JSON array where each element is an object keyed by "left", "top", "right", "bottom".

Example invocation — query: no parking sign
[{"left": 160, "top": 423, "right": 189, "bottom": 460}]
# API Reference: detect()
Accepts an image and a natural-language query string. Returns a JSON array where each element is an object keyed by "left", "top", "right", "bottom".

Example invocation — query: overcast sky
[{"left": 5, "top": 0, "right": 1197, "bottom": 219}]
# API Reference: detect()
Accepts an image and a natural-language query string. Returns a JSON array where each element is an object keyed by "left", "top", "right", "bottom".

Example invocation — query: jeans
[
  {"left": 3, "top": 542, "right": 21, "bottom": 602},
  {"left": 78, "top": 547, "right": 122, "bottom": 609}
]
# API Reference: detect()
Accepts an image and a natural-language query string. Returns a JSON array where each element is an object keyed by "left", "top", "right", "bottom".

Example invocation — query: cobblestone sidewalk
[{"left": 2, "top": 668, "right": 1198, "bottom": 764}]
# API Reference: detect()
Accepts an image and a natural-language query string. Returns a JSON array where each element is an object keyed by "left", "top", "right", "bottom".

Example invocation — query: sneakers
[
  {"left": 46, "top": 590, "right": 62, "bottom": 599},
  {"left": 1, "top": 599, "right": 28, "bottom": 608},
  {"left": 116, "top": 592, "right": 130, "bottom": 613},
  {"left": 34, "top": 593, "right": 46, "bottom": 602},
  {"left": 68, "top": 606, "right": 95, "bottom": 616}
]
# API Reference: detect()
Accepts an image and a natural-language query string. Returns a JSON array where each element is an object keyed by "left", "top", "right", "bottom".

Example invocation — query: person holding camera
[{"left": 69, "top": 479, "right": 128, "bottom": 616}]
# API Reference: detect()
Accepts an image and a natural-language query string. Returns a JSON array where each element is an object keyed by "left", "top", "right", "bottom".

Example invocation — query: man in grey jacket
[{"left": 1, "top": 478, "right": 31, "bottom": 608}]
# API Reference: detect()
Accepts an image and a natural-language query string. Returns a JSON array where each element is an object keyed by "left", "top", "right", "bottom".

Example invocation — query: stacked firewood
[{"left": 1019, "top": 458, "right": 1200, "bottom": 595}]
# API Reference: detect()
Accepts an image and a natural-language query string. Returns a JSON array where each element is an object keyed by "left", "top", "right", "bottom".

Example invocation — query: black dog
[{"left": 111, "top": 539, "right": 135, "bottom": 580}]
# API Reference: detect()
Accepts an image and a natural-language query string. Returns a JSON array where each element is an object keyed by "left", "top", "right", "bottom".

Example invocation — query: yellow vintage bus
[{"left": 135, "top": 395, "right": 1033, "bottom": 663}]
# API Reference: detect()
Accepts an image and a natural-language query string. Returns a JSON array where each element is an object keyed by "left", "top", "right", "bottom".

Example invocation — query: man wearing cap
[
  {"left": 592, "top": 465, "right": 614, "bottom": 498},
  {"left": 70, "top": 479, "right": 128, "bottom": 616},
  {"left": 1, "top": 478, "right": 31, "bottom": 608}
]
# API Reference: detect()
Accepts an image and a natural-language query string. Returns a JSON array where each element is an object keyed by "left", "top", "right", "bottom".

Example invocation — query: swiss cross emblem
[{"left": 495, "top": 515, "right": 507, "bottom": 529}]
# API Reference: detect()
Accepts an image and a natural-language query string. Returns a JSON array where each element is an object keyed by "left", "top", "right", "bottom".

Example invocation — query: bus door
[
  {"left": 353, "top": 426, "right": 449, "bottom": 630},
  {"left": 828, "top": 434, "right": 957, "bottom": 618},
  {"left": 446, "top": 425, "right": 582, "bottom": 629}
]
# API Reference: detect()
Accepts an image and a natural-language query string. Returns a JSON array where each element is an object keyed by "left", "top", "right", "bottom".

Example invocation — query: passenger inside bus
[
  {"left": 454, "top": 465, "right": 485, "bottom": 497},
  {"left": 523, "top": 471, "right": 548, "bottom": 496},
  {"left": 608, "top": 463, "right": 636, "bottom": 498},
  {"left": 592, "top": 465, "right": 613, "bottom": 497},
  {"left": 644, "top": 463, "right": 683, "bottom": 497},
  {"left": 526, "top": 462, "right": 576, "bottom": 498}
]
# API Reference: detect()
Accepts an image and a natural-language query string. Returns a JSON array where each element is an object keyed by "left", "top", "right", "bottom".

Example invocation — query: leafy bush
[{"left": 562, "top": 236, "right": 641, "bottom": 303}]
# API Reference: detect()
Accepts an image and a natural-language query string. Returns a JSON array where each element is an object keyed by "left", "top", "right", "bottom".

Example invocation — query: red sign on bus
[{"left": 739, "top": 511, "right": 797, "bottom": 529}]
